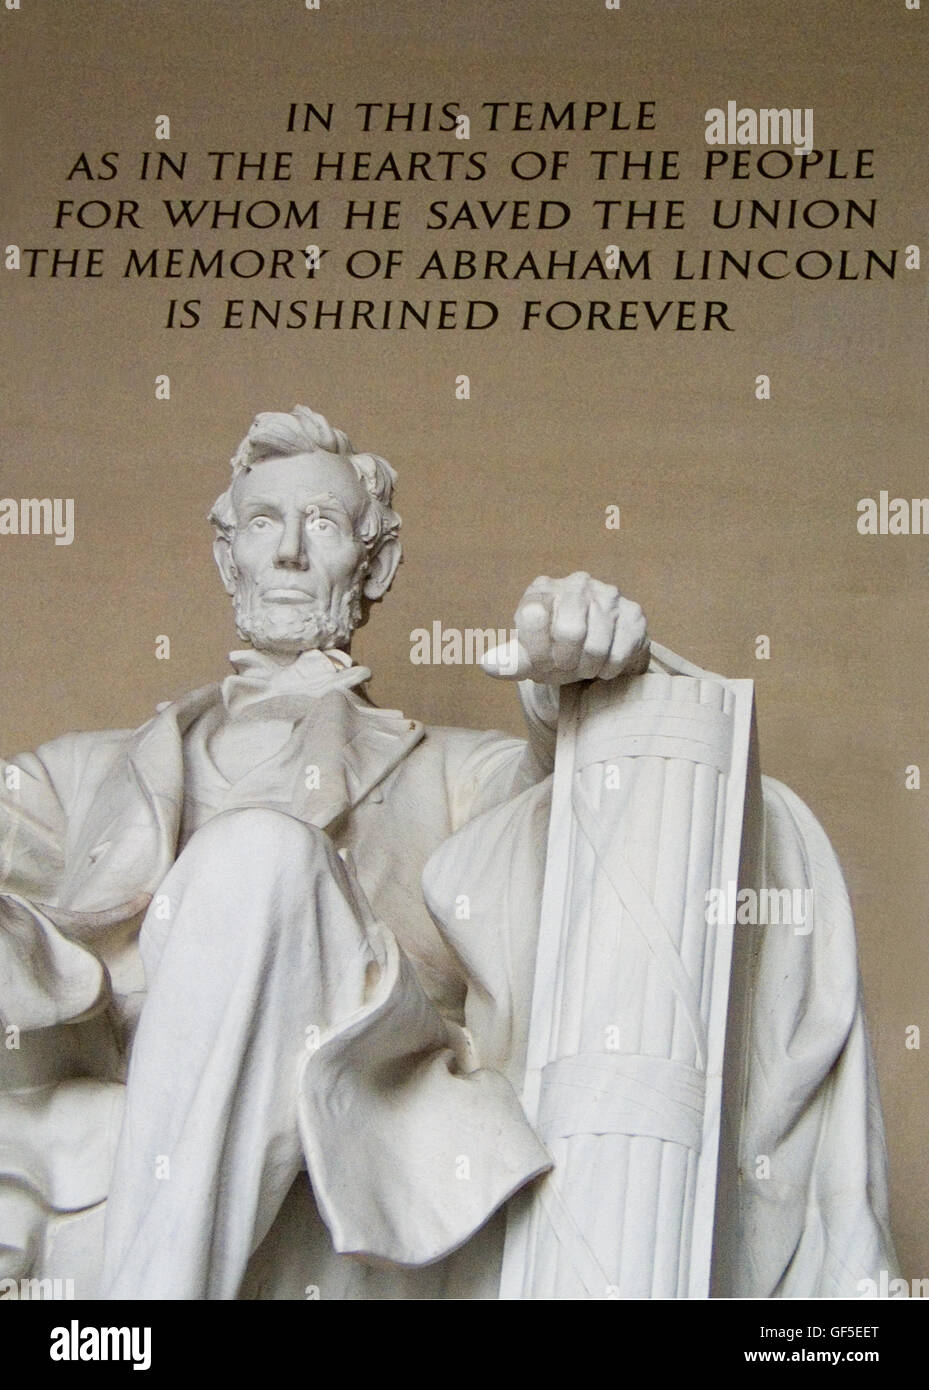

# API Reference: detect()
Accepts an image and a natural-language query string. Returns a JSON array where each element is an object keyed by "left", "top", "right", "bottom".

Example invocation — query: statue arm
[
  {"left": 0, "top": 741, "right": 109, "bottom": 1031},
  {"left": 0, "top": 747, "right": 68, "bottom": 902}
]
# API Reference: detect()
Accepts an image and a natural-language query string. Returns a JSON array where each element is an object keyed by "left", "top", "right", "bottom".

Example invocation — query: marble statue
[{"left": 0, "top": 405, "right": 898, "bottom": 1300}]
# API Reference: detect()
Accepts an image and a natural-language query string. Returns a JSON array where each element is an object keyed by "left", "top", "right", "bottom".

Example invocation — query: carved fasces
[{"left": 501, "top": 671, "right": 754, "bottom": 1299}]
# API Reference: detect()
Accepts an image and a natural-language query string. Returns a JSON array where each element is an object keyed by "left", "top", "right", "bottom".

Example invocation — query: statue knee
[
  {"left": 171, "top": 809, "right": 349, "bottom": 920},
  {"left": 146, "top": 809, "right": 355, "bottom": 962},
  {"left": 183, "top": 807, "right": 335, "bottom": 867}
]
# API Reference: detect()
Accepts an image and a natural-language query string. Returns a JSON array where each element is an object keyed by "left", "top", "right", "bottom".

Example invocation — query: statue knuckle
[{"left": 551, "top": 616, "right": 586, "bottom": 644}]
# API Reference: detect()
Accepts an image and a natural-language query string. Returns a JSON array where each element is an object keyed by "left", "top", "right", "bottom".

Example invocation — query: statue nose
[
  {"left": 275, "top": 519, "right": 310, "bottom": 568},
  {"left": 277, "top": 548, "right": 310, "bottom": 569}
]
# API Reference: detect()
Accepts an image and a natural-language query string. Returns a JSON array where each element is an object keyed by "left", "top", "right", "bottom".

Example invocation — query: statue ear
[
  {"left": 213, "top": 535, "right": 238, "bottom": 596},
  {"left": 363, "top": 536, "right": 401, "bottom": 602}
]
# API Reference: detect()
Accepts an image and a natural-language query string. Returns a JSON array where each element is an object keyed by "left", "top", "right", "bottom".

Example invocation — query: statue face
[{"left": 223, "top": 451, "right": 371, "bottom": 655}]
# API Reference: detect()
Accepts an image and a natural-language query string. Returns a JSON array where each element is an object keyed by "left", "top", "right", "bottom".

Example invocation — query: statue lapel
[
  {"left": 288, "top": 688, "right": 425, "bottom": 831},
  {"left": 61, "top": 686, "right": 218, "bottom": 917}
]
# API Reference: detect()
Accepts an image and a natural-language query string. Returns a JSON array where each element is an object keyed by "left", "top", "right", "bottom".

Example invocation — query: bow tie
[{"left": 221, "top": 648, "right": 372, "bottom": 719}]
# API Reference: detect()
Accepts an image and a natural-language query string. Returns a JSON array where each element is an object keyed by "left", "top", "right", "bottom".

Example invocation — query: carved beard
[{"left": 231, "top": 580, "right": 365, "bottom": 655}]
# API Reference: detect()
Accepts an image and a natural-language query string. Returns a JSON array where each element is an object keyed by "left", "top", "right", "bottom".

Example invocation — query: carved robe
[{"left": 0, "top": 645, "right": 898, "bottom": 1298}]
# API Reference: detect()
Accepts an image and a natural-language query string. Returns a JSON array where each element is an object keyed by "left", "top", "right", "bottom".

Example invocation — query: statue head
[{"left": 209, "top": 406, "right": 401, "bottom": 656}]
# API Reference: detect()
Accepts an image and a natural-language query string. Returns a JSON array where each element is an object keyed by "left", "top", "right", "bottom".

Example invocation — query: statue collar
[{"left": 220, "top": 647, "right": 370, "bottom": 718}]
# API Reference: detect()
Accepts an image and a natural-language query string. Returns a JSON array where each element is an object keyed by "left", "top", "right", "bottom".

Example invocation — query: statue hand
[{"left": 481, "top": 572, "right": 650, "bottom": 683}]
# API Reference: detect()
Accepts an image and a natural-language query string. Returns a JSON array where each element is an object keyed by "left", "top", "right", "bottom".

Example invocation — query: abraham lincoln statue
[{"left": 0, "top": 405, "right": 897, "bottom": 1299}]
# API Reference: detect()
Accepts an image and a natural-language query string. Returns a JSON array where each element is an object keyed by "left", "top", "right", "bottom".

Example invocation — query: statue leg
[{"left": 100, "top": 807, "right": 379, "bottom": 1300}]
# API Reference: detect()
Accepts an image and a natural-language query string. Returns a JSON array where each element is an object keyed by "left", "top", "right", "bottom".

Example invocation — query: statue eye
[{"left": 247, "top": 515, "right": 274, "bottom": 531}]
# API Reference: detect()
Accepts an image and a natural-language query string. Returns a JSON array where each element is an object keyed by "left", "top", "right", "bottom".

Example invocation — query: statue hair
[{"left": 208, "top": 405, "right": 401, "bottom": 558}]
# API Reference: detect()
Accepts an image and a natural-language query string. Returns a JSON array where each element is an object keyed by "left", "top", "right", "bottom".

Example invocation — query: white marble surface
[{"left": 0, "top": 406, "right": 898, "bottom": 1299}]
